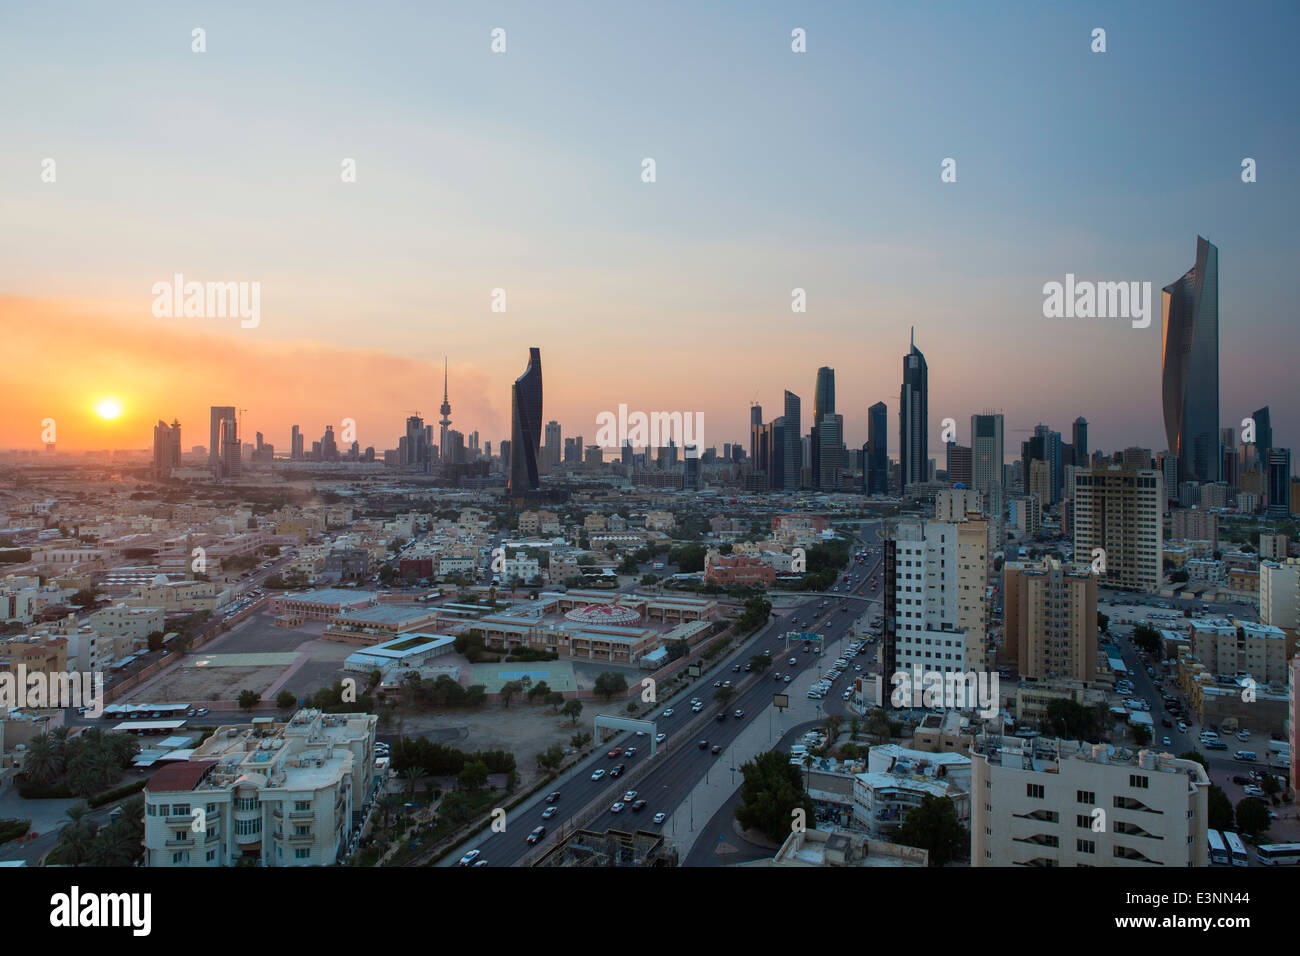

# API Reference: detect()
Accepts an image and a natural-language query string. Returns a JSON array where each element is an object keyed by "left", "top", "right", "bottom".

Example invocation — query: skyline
[{"left": 2, "top": 1, "right": 1297, "bottom": 456}]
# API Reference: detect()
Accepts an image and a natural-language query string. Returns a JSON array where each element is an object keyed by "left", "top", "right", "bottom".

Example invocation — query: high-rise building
[
  {"left": 508, "top": 348, "right": 543, "bottom": 496},
  {"left": 899, "top": 329, "right": 928, "bottom": 489},
  {"left": 946, "top": 443, "right": 972, "bottom": 487},
  {"left": 1071, "top": 417, "right": 1088, "bottom": 463},
  {"left": 290, "top": 424, "right": 303, "bottom": 461},
  {"left": 1073, "top": 466, "right": 1163, "bottom": 592},
  {"left": 544, "top": 421, "right": 562, "bottom": 468},
  {"left": 782, "top": 391, "right": 801, "bottom": 490},
  {"left": 1251, "top": 405, "right": 1273, "bottom": 472},
  {"left": 816, "top": 413, "right": 843, "bottom": 491},
  {"left": 1002, "top": 559, "right": 1099, "bottom": 681},
  {"left": 971, "top": 413, "right": 1004, "bottom": 496},
  {"left": 866, "top": 401, "right": 888, "bottom": 496},
  {"left": 1162, "top": 236, "right": 1220, "bottom": 486},
  {"left": 749, "top": 404, "right": 763, "bottom": 464},
  {"left": 152, "top": 419, "right": 182, "bottom": 478},
  {"left": 884, "top": 519, "right": 974, "bottom": 680},
  {"left": 814, "top": 367, "right": 835, "bottom": 421},
  {"left": 320, "top": 425, "right": 338, "bottom": 462},
  {"left": 209, "top": 406, "right": 236, "bottom": 473},
  {"left": 1266, "top": 449, "right": 1292, "bottom": 517}
]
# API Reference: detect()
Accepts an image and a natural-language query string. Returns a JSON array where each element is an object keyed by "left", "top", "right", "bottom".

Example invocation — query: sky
[{"left": 1, "top": 1, "right": 1297, "bottom": 460}]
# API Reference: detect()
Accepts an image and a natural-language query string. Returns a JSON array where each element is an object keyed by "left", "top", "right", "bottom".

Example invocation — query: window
[
  {"left": 1027, "top": 784, "right": 1045, "bottom": 800},
  {"left": 1076, "top": 814, "right": 1092, "bottom": 829},
  {"left": 1077, "top": 839, "right": 1095, "bottom": 854},
  {"left": 294, "top": 848, "right": 310, "bottom": 859},
  {"left": 1129, "top": 774, "right": 1149, "bottom": 789}
]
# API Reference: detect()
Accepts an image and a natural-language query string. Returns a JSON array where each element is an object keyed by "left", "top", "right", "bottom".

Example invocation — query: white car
[
  {"left": 590, "top": 768, "right": 606, "bottom": 781},
  {"left": 610, "top": 801, "right": 626, "bottom": 813},
  {"left": 662, "top": 708, "right": 674, "bottom": 718},
  {"left": 652, "top": 812, "right": 667, "bottom": 824},
  {"left": 655, "top": 733, "right": 666, "bottom": 743},
  {"left": 457, "top": 850, "right": 481, "bottom": 866}
]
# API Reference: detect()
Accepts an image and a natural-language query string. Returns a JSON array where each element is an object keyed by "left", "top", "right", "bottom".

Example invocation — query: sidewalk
[{"left": 664, "top": 629, "right": 858, "bottom": 861}]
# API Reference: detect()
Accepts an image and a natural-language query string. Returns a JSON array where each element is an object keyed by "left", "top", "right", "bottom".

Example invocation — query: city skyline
[{"left": 2, "top": 3, "right": 1297, "bottom": 456}]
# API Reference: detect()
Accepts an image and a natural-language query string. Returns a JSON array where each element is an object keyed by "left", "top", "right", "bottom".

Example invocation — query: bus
[
  {"left": 1207, "top": 829, "right": 1229, "bottom": 866},
  {"left": 1256, "top": 843, "right": 1300, "bottom": 866},
  {"left": 1223, "top": 830, "right": 1249, "bottom": 867}
]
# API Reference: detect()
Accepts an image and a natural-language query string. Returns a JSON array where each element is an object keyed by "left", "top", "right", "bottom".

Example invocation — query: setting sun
[{"left": 95, "top": 397, "right": 123, "bottom": 420}]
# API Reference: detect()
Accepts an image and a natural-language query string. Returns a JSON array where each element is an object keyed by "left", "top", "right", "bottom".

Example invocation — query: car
[
  {"left": 655, "top": 733, "right": 666, "bottom": 743},
  {"left": 590, "top": 769, "right": 606, "bottom": 781},
  {"left": 471, "top": 859, "right": 489, "bottom": 867},
  {"left": 624, "top": 747, "right": 637, "bottom": 758},
  {"left": 526, "top": 826, "right": 546, "bottom": 844},
  {"left": 1160, "top": 718, "right": 1172, "bottom": 728},
  {"left": 607, "top": 748, "right": 622, "bottom": 758},
  {"left": 635, "top": 730, "right": 646, "bottom": 736},
  {"left": 610, "top": 801, "right": 625, "bottom": 813},
  {"left": 185, "top": 709, "right": 197, "bottom": 717},
  {"left": 1237, "top": 730, "right": 1251, "bottom": 742},
  {"left": 1205, "top": 741, "right": 1228, "bottom": 751},
  {"left": 662, "top": 708, "right": 674, "bottom": 718},
  {"left": 843, "top": 690, "right": 852, "bottom": 700},
  {"left": 631, "top": 799, "right": 647, "bottom": 811},
  {"left": 854, "top": 665, "right": 862, "bottom": 672},
  {"left": 457, "top": 850, "right": 482, "bottom": 866},
  {"left": 715, "top": 711, "right": 726, "bottom": 722},
  {"left": 722, "top": 680, "right": 731, "bottom": 688},
  {"left": 541, "top": 806, "right": 557, "bottom": 819},
  {"left": 1177, "top": 721, "right": 1188, "bottom": 732},
  {"left": 732, "top": 664, "right": 741, "bottom": 672},
  {"left": 711, "top": 745, "right": 721, "bottom": 754},
  {"left": 714, "top": 680, "right": 722, "bottom": 687},
  {"left": 1234, "top": 750, "right": 1258, "bottom": 762},
  {"left": 622, "top": 790, "right": 638, "bottom": 802},
  {"left": 744, "top": 663, "right": 752, "bottom": 671},
  {"left": 610, "top": 764, "right": 625, "bottom": 777},
  {"left": 691, "top": 703, "right": 703, "bottom": 712},
  {"left": 1243, "top": 785, "right": 1265, "bottom": 798},
  {"left": 763, "top": 649, "right": 772, "bottom": 656},
  {"left": 1161, "top": 736, "right": 1172, "bottom": 746},
  {"left": 783, "top": 675, "right": 792, "bottom": 683},
  {"left": 773, "top": 672, "right": 782, "bottom": 680},
  {"left": 1231, "top": 775, "right": 1251, "bottom": 785},
  {"left": 652, "top": 812, "right": 667, "bottom": 824},
  {"left": 698, "top": 740, "right": 709, "bottom": 749},
  {"left": 789, "top": 658, "right": 797, "bottom": 665},
  {"left": 733, "top": 709, "right": 744, "bottom": 718}
]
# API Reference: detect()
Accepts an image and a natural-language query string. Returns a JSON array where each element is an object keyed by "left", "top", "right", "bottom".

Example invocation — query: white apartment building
[
  {"left": 1189, "top": 617, "right": 1289, "bottom": 685},
  {"left": 1260, "top": 534, "right": 1290, "bottom": 562},
  {"left": 500, "top": 553, "right": 541, "bottom": 585},
  {"left": 143, "top": 709, "right": 377, "bottom": 868},
  {"left": 934, "top": 488, "right": 983, "bottom": 523},
  {"left": 1259, "top": 560, "right": 1299, "bottom": 631},
  {"left": 890, "top": 520, "right": 969, "bottom": 676},
  {"left": 971, "top": 736, "right": 1210, "bottom": 867}
]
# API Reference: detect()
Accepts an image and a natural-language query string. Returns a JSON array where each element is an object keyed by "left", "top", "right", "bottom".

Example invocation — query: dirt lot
[
  {"left": 145, "top": 663, "right": 286, "bottom": 703},
  {"left": 384, "top": 701, "right": 593, "bottom": 792}
]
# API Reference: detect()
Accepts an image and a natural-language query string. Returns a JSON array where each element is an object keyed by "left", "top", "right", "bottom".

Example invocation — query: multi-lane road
[{"left": 440, "top": 524, "right": 886, "bottom": 867}]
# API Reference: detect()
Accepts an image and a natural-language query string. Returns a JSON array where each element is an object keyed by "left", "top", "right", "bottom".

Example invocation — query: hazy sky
[{"left": 1, "top": 1, "right": 1296, "bottom": 460}]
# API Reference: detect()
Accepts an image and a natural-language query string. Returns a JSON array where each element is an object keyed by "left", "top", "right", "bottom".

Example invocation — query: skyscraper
[
  {"left": 1162, "top": 236, "right": 1220, "bottom": 485},
  {"left": 782, "top": 390, "right": 801, "bottom": 490},
  {"left": 290, "top": 424, "right": 304, "bottom": 461},
  {"left": 971, "top": 413, "right": 1004, "bottom": 496},
  {"left": 508, "top": 348, "right": 543, "bottom": 496},
  {"left": 1073, "top": 466, "right": 1163, "bottom": 592},
  {"left": 814, "top": 367, "right": 835, "bottom": 422},
  {"left": 152, "top": 419, "right": 181, "bottom": 478},
  {"left": 749, "top": 404, "right": 762, "bottom": 464},
  {"left": 899, "top": 329, "right": 928, "bottom": 488},
  {"left": 544, "top": 421, "right": 562, "bottom": 467},
  {"left": 1266, "top": 449, "right": 1292, "bottom": 517},
  {"left": 867, "top": 401, "right": 888, "bottom": 495},
  {"left": 209, "top": 406, "right": 236, "bottom": 471},
  {"left": 816, "top": 413, "right": 843, "bottom": 491},
  {"left": 1072, "top": 417, "right": 1088, "bottom": 463}
]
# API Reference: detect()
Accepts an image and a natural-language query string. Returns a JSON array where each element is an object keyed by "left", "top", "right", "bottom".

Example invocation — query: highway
[{"left": 440, "top": 523, "right": 886, "bottom": 867}]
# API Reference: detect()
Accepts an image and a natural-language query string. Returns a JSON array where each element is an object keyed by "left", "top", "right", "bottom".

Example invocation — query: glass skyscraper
[
  {"left": 867, "top": 401, "right": 888, "bottom": 495},
  {"left": 1162, "top": 236, "right": 1220, "bottom": 485},
  {"left": 507, "top": 347, "right": 543, "bottom": 496},
  {"left": 899, "top": 329, "right": 928, "bottom": 488}
]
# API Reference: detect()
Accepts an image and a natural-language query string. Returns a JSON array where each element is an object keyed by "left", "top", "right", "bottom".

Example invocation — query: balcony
[{"left": 165, "top": 835, "right": 195, "bottom": 848}]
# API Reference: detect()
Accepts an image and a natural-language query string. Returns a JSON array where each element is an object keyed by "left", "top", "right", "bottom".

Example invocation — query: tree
[
  {"left": 1235, "top": 797, "right": 1271, "bottom": 839},
  {"left": 526, "top": 680, "right": 551, "bottom": 704},
  {"left": 1131, "top": 723, "right": 1152, "bottom": 745},
  {"left": 536, "top": 746, "right": 564, "bottom": 772},
  {"left": 275, "top": 690, "right": 296, "bottom": 710},
  {"left": 499, "top": 681, "right": 524, "bottom": 708},
  {"left": 1131, "top": 625, "right": 1161, "bottom": 656},
  {"left": 146, "top": 631, "right": 166, "bottom": 652},
  {"left": 69, "top": 588, "right": 101, "bottom": 608},
  {"left": 734, "top": 750, "right": 815, "bottom": 843},
  {"left": 545, "top": 691, "right": 565, "bottom": 712},
  {"left": 237, "top": 689, "right": 260, "bottom": 711},
  {"left": 561, "top": 700, "right": 584, "bottom": 726},
  {"left": 1207, "top": 785, "right": 1234, "bottom": 832},
  {"left": 593, "top": 672, "right": 628, "bottom": 701},
  {"left": 458, "top": 760, "right": 489, "bottom": 791},
  {"left": 713, "top": 686, "right": 735, "bottom": 706},
  {"left": 895, "top": 795, "right": 969, "bottom": 866},
  {"left": 749, "top": 654, "right": 771, "bottom": 673},
  {"left": 570, "top": 732, "right": 592, "bottom": 750},
  {"left": 1097, "top": 612, "right": 1109, "bottom": 633}
]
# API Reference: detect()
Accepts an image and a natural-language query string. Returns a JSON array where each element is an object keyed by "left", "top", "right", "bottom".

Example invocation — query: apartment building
[
  {"left": 1072, "top": 467, "right": 1163, "bottom": 592},
  {"left": 887, "top": 519, "right": 969, "bottom": 677},
  {"left": 853, "top": 745, "right": 971, "bottom": 840},
  {"left": 87, "top": 603, "right": 164, "bottom": 642},
  {"left": 143, "top": 708, "right": 377, "bottom": 867},
  {"left": 1259, "top": 560, "right": 1298, "bottom": 631},
  {"left": 1170, "top": 509, "right": 1219, "bottom": 550},
  {"left": 1260, "top": 534, "right": 1290, "bottom": 562},
  {"left": 971, "top": 736, "right": 1210, "bottom": 867},
  {"left": 1002, "top": 559, "right": 1099, "bottom": 682},
  {"left": 934, "top": 488, "right": 983, "bottom": 522},
  {"left": 1189, "top": 618, "right": 1289, "bottom": 685}
]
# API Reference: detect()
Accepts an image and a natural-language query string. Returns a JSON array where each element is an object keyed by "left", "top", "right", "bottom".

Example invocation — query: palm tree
[{"left": 54, "top": 804, "right": 97, "bottom": 866}]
